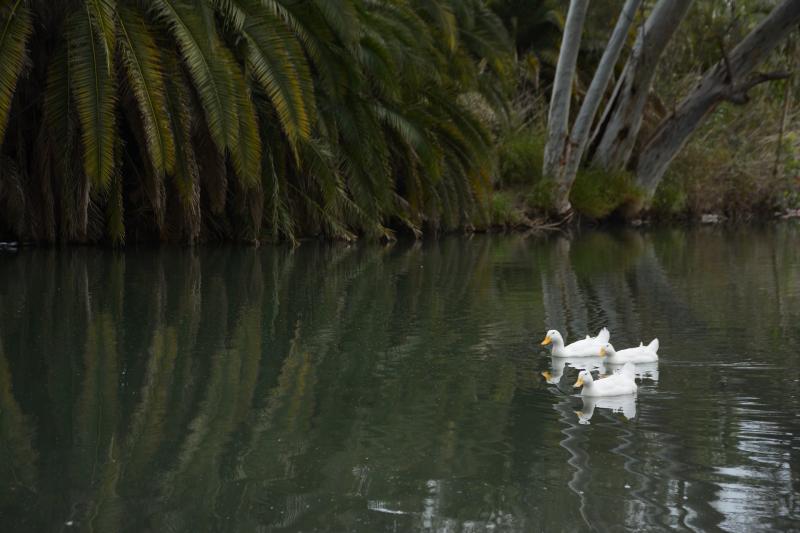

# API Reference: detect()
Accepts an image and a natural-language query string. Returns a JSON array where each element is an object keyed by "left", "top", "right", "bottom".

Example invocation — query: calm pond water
[{"left": 1, "top": 225, "right": 799, "bottom": 532}]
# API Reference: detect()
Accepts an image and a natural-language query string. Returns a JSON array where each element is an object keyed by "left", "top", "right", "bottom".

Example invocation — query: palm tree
[{"left": 0, "top": 0, "right": 512, "bottom": 244}]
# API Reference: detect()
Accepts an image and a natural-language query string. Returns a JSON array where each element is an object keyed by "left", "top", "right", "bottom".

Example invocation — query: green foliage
[
  {"left": 650, "top": 80, "right": 800, "bottom": 219},
  {"left": 488, "top": 0, "right": 562, "bottom": 59},
  {"left": 0, "top": 0, "right": 514, "bottom": 243},
  {"left": 69, "top": 11, "right": 117, "bottom": 190},
  {"left": 490, "top": 125, "right": 554, "bottom": 223},
  {"left": 117, "top": 6, "right": 175, "bottom": 176},
  {"left": 649, "top": 3, "right": 800, "bottom": 218},
  {"left": 230, "top": 63, "right": 262, "bottom": 186},
  {"left": 0, "top": 1, "right": 32, "bottom": 145},
  {"left": 150, "top": 0, "right": 239, "bottom": 155},
  {"left": 490, "top": 190, "right": 523, "bottom": 227},
  {"left": 570, "top": 167, "right": 642, "bottom": 220},
  {"left": 107, "top": 163, "right": 125, "bottom": 245},
  {"left": 86, "top": 0, "right": 117, "bottom": 73},
  {"left": 496, "top": 127, "right": 545, "bottom": 187},
  {"left": 237, "top": 0, "right": 314, "bottom": 148},
  {"left": 525, "top": 179, "right": 555, "bottom": 211},
  {"left": 650, "top": 175, "right": 687, "bottom": 217}
]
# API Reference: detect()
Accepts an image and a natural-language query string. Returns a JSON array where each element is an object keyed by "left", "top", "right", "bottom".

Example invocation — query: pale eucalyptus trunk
[
  {"left": 542, "top": 0, "right": 589, "bottom": 187},
  {"left": 553, "top": 0, "right": 643, "bottom": 213},
  {"left": 591, "top": 0, "right": 693, "bottom": 172},
  {"left": 635, "top": 0, "right": 800, "bottom": 199}
]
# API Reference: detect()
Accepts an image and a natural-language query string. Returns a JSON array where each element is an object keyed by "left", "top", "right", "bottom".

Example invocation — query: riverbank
[
  {"left": 486, "top": 190, "right": 800, "bottom": 234},
  {"left": 3, "top": 210, "right": 798, "bottom": 249},
  {"left": 487, "top": 119, "right": 800, "bottom": 231}
]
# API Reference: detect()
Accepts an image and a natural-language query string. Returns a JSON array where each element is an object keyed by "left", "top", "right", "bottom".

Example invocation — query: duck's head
[
  {"left": 599, "top": 343, "right": 616, "bottom": 357},
  {"left": 541, "top": 330, "right": 564, "bottom": 347},
  {"left": 574, "top": 370, "right": 594, "bottom": 389}
]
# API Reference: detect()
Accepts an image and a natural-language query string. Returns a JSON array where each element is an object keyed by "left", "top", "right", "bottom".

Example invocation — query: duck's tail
[
  {"left": 596, "top": 327, "right": 610, "bottom": 343},
  {"left": 621, "top": 361, "right": 636, "bottom": 379},
  {"left": 648, "top": 338, "right": 659, "bottom": 354}
]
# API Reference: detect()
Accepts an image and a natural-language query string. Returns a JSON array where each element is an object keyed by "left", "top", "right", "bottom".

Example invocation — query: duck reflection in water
[
  {"left": 604, "top": 360, "right": 660, "bottom": 382},
  {"left": 575, "top": 394, "right": 637, "bottom": 425},
  {"left": 542, "top": 355, "right": 605, "bottom": 388}
]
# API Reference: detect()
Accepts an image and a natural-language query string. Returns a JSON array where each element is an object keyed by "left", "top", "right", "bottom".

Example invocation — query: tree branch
[
  {"left": 718, "top": 38, "right": 734, "bottom": 83},
  {"left": 724, "top": 70, "right": 791, "bottom": 105}
]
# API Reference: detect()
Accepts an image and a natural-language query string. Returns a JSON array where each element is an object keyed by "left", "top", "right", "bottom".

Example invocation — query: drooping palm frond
[
  {"left": 456, "top": 0, "right": 513, "bottom": 78},
  {"left": 261, "top": 139, "right": 296, "bottom": 243},
  {"left": 236, "top": 0, "right": 315, "bottom": 147},
  {"left": 107, "top": 138, "right": 125, "bottom": 245},
  {"left": 354, "top": 33, "right": 397, "bottom": 97},
  {"left": 260, "top": 0, "right": 320, "bottom": 59},
  {"left": 0, "top": 1, "right": 32, "bottom": 146},
  {"left": 150, "top": 0, "right": 238, "bottom": 156},
  {"left": 43, "top": 41, "right": 83, "bottom": 241},
  {"left": 372, "top": 103, "right": 426, "bottom": 154},
  {"left": 162, "top": 62, "right": 200, "bottom": 242},
  {"left": 337, "top": 100, "right": 394, "bottom": 238},
  {"left": 229, "top": 62, "right": 262, "bottom": 187},
  {"left": 312, "top": 0, "right": 360, "bottom": 47},
  {"left": 69, "top": 10, "right": 117, "bottom": 190},
  {"left": 276, "top": 0, "right": 359, "bottom": 100},
  {"left": 414, "top": 0, "right": 459, "bottom": 52},
  {"left": 0, "top": 155, "right": 25, "bottom": 235},
  {"left": 86, "top": 0, "right": 117, "bottom": 73},
  {"left": 298, "top": 136, "right": 358, "bottom": 241},
  {"left": 1, "top": 0, "right": 517, "bottom": 243},
  {"left": 117, "top": 5, "right": 176, "bottom": 176},
  {"left": 43, "top": 44, "right": 72, "bottom": 158},
  {"left": 212, "top": 0, "right": 246, "bottom": 32},
  {"left": 193, "top": 115, "right": 228, "bottom": 218}
]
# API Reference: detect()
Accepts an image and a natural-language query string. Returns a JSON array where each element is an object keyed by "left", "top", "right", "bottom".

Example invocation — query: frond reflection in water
[{"left": 0, "top": 226, "right": 799, "bottom": 531}]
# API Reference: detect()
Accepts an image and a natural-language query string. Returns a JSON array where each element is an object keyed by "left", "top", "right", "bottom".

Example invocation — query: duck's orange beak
[
  {"left": 541, "top": 335, "right": 552, "bottom": 346},
  {"left": 599, "top": 346, "right": 606, "bottom": 357},
  {"left": 573, "top": 376, "right": 585, "bottom": 388}
]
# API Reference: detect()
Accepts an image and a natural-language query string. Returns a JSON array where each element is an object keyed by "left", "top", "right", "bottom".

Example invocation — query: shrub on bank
[
  {"left": 569, "top": 168, "right": 642, "bottom": 220},
  {"left": 496, "top": 128, "right": 546, "bottom": 188}
]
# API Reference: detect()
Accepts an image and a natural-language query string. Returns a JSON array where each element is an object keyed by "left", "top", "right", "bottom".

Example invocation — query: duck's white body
[
  {"left": 601, "top": 339, "right": 659, "bottom": 364},
  {"left": 541, "top": 327, "right": 610, "bottom": 357},
  {"left": 605, "top": 361, "right": 660, "bottom": 382},
  {"left": 574, "top": 362, "right": 637, "bottom": 397},
  {"left": 576, "top": 394, "right": 637, "bottom": 424}
]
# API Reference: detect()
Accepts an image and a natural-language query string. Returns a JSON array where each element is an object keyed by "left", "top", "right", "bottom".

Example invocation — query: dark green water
[{"left": 1, "top": 226, "right": 799, "bottom": 532}]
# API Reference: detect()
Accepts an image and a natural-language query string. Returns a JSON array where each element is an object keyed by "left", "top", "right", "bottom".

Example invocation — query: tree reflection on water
[{"left": 0, "top": 225, "right": 798, "bottom": 531}]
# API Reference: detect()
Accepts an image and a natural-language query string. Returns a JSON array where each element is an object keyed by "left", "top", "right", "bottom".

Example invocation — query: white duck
[
  {"left": 574, "top": 362, "right": 637, "bottom": 397},
  {"left": 541, "top": 327, "right": 610, "bottom": 357},
  {"left": 600, "top": 339, "right": 659, "bottom": 364}
]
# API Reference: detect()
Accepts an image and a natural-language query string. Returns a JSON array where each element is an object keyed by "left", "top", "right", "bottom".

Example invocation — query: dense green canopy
[
  {"left": 1, "top": 1, "right": 798, "bottom": 243},
  {"left": 0, "top": 0, "right": 512, "bottom": 244}
]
